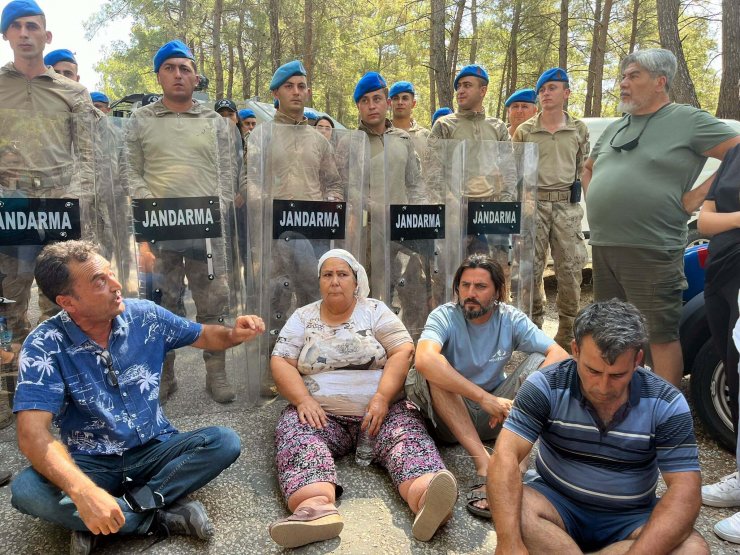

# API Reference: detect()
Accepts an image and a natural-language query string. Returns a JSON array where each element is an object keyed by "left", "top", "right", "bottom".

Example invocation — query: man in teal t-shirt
[
  {"left": 583, "top": 48, "right": 739, "bottom": 387},
  {"left": 405, "top": 254, "right": 568, "bottom": 519}
]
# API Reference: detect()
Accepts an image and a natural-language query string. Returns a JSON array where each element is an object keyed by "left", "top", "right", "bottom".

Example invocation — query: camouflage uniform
[
  {"left": 427, "top": 109, "right": 517, "bottom": 298},
  {"left": 245, "top": 114, "right": 344, "bottom": 343},
  {"left": 0, "top": 63, "right": 97, "bottom": 362},
  {"left": 513, "top": 112, "right": 589, "bottom": 348},
  {"left": 340, "top": 119, "right": 430, "bottom": 336},
  {"left": 125, "top": 99, "right": 240, "bottom": 402}
]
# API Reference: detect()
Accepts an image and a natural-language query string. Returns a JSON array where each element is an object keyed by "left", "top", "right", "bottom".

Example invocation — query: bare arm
[
  {"left": 16, "top": 410, "right": 125, "bottom": 535},
  {"left": 581, "top": 157, "right": 595, "bottom": 194},
  {"left": 541, "top": 343, "right": 570, "bottom": 368},
  {"left": 363, "top": 342, "right": 414, "bottom": 436},
  {"left": 191, "top": 315, "right": 265, "bottom": 351},
  {"left": 270, "top": 354, "right": 328, "bottom": 429},
  {"left": 489, "top": 429, "right": 534, "bottom": 554},
  {"left": 415, "top": 339, "right": 511, "bottom": 425},
  {"left": 682, "top": 136, "right": 740, "bottom": 214},
  {"left": 697, "top": 200, "right": 740, "bottom": 237},
  {"left": 626, "top": 471, "right": 702, "bottom": 554}
]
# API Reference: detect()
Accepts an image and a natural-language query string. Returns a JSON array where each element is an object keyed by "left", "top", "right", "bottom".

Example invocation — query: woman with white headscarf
[{"left": 268, "top": 249, "right": 457, "bottom": 549}]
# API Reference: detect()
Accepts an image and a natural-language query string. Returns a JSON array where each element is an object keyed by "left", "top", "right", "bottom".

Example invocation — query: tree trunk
[
  {"left": 506, "top": 0, "right": 522, "bottom": 97},
  {"left": 716, "top": 0, "right": 740, "bottom": 118},
  {"left": 269, "top": 0, "right": 282, "bottom": 72},
  {"left": 237, "top": 5, "right": 249, "bottom": 100},
  {"left": 254, "top": 44, "right": 261, "bottom": 97},
  {"left": 304, "top": 0, "right": 314, "bottom": 105},
  {"left": 429, "top": 64, "right": 437, "bottom": 113},
  {"left": 178, "top": 0, "right": 188, "bottom": 42},
  {"left": 227, "top": 40, "right": 234, "bottom": 99},
  {"left": 591, "top": 0, "right": 613, "bottom": 116},
  {"left": 558, "top": 0, "right": 568, "bottom": 70},
  {"left": 497, "top": 49, "right": 511, "bottom": 118},
  {"left": 657, "top": 0, "right": 700, "bottom": 107},
  {"left": 211, "top": 0, "right": 224, "bottom": 98},
  {"left": 447, "top": 0, "right": 466, "bottom": 77},
  {"left": 584, "top": 0, "right": 602, "bottom": 116},
  {"left": 430, "top": 0, "right": 453, "bottom": 108},
  {"left": 628, "top": 0, "right": 640, "bottom": 53},
  {"left": 469, "top": 0, "right": 478, "bottom": 64}
]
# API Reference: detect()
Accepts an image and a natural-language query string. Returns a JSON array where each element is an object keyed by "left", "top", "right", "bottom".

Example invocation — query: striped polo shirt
[{"left": 504, "top": 359, "right": 699, "bottom": 511}]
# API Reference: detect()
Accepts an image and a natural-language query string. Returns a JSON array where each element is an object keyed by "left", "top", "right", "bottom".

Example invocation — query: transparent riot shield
[
  {"left": 94, "top": 116, "right": 133, "bottom": 295},
  {"left": 245, "top": 124, "right": 368, "bottom": 403},
  {"left": 433, "top": 139, "right": 538, "bottom": 316},
  {"left": 0, "top": 108, "right": 97, "bottom": 409},
  {"left": 122, "top": 114, "right": 248, "bottom": 413},
  {"left": 369, "top": 134, "right": 453, "bottom": 339}
]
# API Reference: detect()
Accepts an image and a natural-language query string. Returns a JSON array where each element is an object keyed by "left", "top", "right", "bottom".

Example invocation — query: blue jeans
[{"left": 11, "top": 426, "right": 241, "bottom": 534}]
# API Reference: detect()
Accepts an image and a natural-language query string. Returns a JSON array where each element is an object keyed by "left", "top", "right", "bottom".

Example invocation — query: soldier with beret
[
  {"left": 504, "top": 88, "right": 537, "bottom": 137},
  {"left": 431, "top": 106, "right": 452, "bottom": 126},
  {"left": 90, "top": 91, "right": 110, "bottom": 113},
  {"left": 427, "top": 64, "right": 517, "bottom": 279},
  {"left": 303, "top": 107, "right": 320, "bottom": 126},
  {"left": 237, "top": 108, "right": 257, "bottom": 138},
  {"left": 125, "top": 39, "right": 242, "bottom": 404},
  {"left": 339, "top": 71, "right": 429, "bottom": 333},
  {"left": 243, "top": 61, "right": 344, "bottom": 343},
  {"left": 0, "top": 0, "right": 98, "bottom": 428},
  {"left": 430, "top": 64, "right": 509, "bottom": 142},
  {"left": 389, "top": 80, "right": 430, "bottom": 158},
  {"left": 251, "top": 60, "right": 343, "bottom": 200},
  {"left": 43, "top": 48, "right": 79, "bottom": 81},
  {"left": 513, "top": 68, "right": 590, "bottom": 351}
]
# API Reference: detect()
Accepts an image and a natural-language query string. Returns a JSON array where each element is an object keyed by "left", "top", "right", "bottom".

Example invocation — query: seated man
[
  {"left": 490, "top": 299, "right": 709, "bottom": 554},
  {"left": 407, "top": 254, "right": 568, "bottom": 519},
  {"left": 10, "top": 241, "right": 265, "bottom": 554}
]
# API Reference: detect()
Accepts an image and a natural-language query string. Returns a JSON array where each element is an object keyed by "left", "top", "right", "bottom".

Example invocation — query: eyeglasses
[
  {"left": 610, "top": 103, "right": 669, "bottom": 152},
  {"left": 98, "top": 349, "right": 118, "bottom": 387}
]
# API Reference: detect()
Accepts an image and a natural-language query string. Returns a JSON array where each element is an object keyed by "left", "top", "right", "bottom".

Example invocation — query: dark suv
[{"left": 681, "top": 243, "right": 735, "bottom": 451}]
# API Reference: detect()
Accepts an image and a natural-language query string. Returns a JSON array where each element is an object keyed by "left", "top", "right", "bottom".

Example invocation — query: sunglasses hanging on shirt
[{"left": 610, "top": 103, "right": 671, "bottom": 152}]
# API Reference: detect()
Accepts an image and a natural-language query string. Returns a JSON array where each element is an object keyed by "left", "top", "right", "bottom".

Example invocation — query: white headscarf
[{"left": 317, "top": 249, "right": 370, "bottom": 299}]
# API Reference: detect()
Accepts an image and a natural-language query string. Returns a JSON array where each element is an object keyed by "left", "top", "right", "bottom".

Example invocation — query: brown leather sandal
[{"left": 268, "top": 504, "right": 344, "bottom": 548}]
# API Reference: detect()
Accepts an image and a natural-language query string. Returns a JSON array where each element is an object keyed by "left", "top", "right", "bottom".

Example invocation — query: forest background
[{"left": 87, "top": 0, "right": 739, "bottom": 127}]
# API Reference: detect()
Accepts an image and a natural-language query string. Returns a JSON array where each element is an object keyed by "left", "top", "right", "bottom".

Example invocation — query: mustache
[{"left": 462, "top": 298, "right": 481, "bottom": 306}]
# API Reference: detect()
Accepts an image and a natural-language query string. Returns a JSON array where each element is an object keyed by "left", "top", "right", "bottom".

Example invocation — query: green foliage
[{"left": 88, "top": 0, "right": 723, "bottom": 123}]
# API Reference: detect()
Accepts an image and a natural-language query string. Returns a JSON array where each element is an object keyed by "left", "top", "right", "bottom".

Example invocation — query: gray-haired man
[
  {"left": 582, "top": 48, "right": 740, "bottom": 386},
  {"left": 490, "top": 300, "right": 708, "bottom": 554}
]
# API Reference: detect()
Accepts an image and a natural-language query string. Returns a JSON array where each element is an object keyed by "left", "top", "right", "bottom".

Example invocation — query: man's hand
[
  {"left": 479, "top": 393, "right": 513, "bottom": 428},
  {"left": 71, "top": 484, "right": 125, "bottom": 535},
  {"left": 229, "top": 315, "right": 265, "bottom": 345},
  {"left": 234, "top": 192, "right": 245, "bottom": 208},
  {"left": 362, "top": 392, "right": 390, "bottom": 437},
  {"left": 295, "top": 396, "right": 328, "bottom": 429}
]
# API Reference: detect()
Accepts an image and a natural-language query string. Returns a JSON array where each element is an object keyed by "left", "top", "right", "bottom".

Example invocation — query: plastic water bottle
[
  {"left": 355, "top": 427, "right": 375, "bottom": 467},
  {"left": 0, "top": 317, "right": 11, "bottom": 352}
]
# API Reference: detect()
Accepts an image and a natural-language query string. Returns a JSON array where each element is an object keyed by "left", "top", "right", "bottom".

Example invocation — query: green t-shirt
[{"left": 586, "top": 103, "right": 737, "bottom": 250}]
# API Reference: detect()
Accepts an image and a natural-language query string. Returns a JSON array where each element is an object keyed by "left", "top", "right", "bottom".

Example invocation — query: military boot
[
  {"left": 0, "top": 394, "right": 12, "bottom": 430},
  {"left": 0, "top": 364, "right": 13, "bottom": 430},
  {"left": 204, "top": 351, "right": 234, "bottom": 404},
  {"left": 159, "top": 353, "right": 178, "bottom": 405},
  {"left": 554, "top": 316, "right": 575, "bottom": 354}
]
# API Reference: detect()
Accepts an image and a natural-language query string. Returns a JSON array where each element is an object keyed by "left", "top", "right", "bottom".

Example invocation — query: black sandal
[{"left": 464, "top": 475, "right": 491, "bottom": 519}]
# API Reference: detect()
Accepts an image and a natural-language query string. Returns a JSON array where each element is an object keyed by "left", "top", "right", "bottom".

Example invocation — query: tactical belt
[{"left": 537, "top": 190, "right": 571, "bottom": 202}]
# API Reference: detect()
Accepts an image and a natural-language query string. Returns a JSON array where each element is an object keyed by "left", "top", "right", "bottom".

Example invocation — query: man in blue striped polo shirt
[{"left": 489, "top": 300, "right": 708, "bottom": 553}]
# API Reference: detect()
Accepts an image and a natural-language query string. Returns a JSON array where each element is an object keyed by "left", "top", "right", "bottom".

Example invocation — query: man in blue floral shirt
[{"left": 9, "top": 240, "right": 264, "bottom": 554}]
